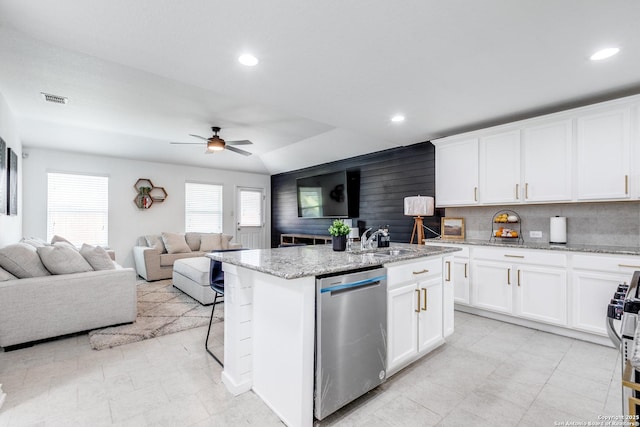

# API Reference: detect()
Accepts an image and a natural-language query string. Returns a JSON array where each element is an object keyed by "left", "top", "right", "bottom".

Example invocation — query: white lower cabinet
[
  {"left": 472, "top": 260, "right": 513, "bottom": 314},
  {"left": 386, "top": 258, "right": 444, "bottom": 374},
  {"left": 516, "top": 265, "right": 567, "bottom": 326},
  {"left": 443, "top": 256, "right": 455, "bottom": 337}
]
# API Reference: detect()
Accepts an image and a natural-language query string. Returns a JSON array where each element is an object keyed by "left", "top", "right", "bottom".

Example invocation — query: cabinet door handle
[
  {"left": 422, "top": 288, "right": 428, "bottom": 311},
  {"left": 525, "top": 183, "right": 529, "bottom": 199},
  {"left": 415, "top": 289, "right": 421, "bottom": 313},
  {"left": 445, "top": 261, "right": 451, "bottom": 282},
  {"left": 517, "top": 270, "right": 521, "bottom": 287},
  {"left": 625, "top": 175, "right": 629, "bottom": 194},
  {"left": 507, "top": 268, "right": 511, "bottom": 285},
  {"left": 474, "top": 187, "right": 478, "bottom": 202},
  {"left": 504, "top": 254, "right": 524, "bottom": 258},
  {"left": 515, "top": 183, "right": 519, "bottom": 200},
  {"left": 413, "top": 269, "right": 429, "bottom": 275},
  {"left": 619, "top": 264, "right": 640, "bottom": 269},
  {"left": 464, "top": 263, "right": 468, "bottom": 278}
]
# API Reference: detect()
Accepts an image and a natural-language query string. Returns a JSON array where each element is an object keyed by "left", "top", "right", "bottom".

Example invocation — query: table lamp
[{"left": 404, "top": 195, "right": 436, "bottom": 244}]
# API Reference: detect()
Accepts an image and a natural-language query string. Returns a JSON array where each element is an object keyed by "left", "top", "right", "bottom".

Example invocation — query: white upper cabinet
[
  {"left": 522, "top": 119, "right": 573, "bottom": 202},
  {"left": 434, "top": 138, "right": 478, "bottom": 207},
  {"left": 479, "top": 130, "right": 521, "bottom": 204},
  {"left": 433, "top": 95, "right": 639, "bottom": 206},
  {"left": 576, "top": 107, "right": 631, "bottom": 200}
]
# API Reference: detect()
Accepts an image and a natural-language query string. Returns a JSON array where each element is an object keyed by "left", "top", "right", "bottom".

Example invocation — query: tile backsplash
[{"left": 445, "top": 201, "right": 640, "bottom": 247}]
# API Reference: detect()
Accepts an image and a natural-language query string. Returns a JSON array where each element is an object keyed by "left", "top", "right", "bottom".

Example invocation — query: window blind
[
  {"left": 185, "top": 182, "right": 223, "bottom": 233},
  {"left": 47, "top": 172, "right": 109, "bottom": 246},
  {"left": 239, "top": 189, "right": 263, "bottom": 227}
]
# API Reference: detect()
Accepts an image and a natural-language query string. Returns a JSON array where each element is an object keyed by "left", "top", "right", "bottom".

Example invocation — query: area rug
[{"left": 88, "top": 279, "right": 221, "bottom": 350}]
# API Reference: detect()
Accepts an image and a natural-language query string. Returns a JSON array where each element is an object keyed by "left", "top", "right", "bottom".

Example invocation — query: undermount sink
[{"left": 357, "top": 248, "right": 413, "bottom": 259}]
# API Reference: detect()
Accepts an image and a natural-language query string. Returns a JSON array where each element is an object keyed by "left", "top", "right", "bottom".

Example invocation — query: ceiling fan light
[{"left": 207, "top": 140, "right": 225, "bottom": 152}]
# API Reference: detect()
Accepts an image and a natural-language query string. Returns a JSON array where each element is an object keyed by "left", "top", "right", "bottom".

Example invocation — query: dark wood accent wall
[{"left": 270, "top": 141, "right": 440, "bottom": 247}]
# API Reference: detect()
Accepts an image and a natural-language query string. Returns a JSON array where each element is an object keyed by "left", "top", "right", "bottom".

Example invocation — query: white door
[
  {"left": 418, "top": 277, "right": 443, "bottom": 352},
  {"left": 515, "top": 265, "right": 567, "bottom": 326},
  {"left": 472, "top": 260, "right": 513, "bottom": 314},
  {"left": 387, "top": 282, "right": 419, "bottom": 372},
  {"left": 236, "top": 187, "right": 265, "bottom": 249},
  {"left": 479, "top": 130, "right": 521, "bottom": 204}
]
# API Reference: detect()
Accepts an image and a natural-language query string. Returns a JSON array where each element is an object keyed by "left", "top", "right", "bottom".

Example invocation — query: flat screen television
[{"left": 296, "top": 170, "right": 360, "bottom": 218}]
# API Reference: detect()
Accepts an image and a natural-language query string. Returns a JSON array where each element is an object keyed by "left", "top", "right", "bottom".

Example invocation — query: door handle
[
  {"left": 515, "top": 183, "right": 519, "bottom": 200},
  {"left": 517, "top": 270, "right": 521, "bottom": 287},
  {"left": 413, "top": 269, "right": 429, "bottom": 275},
  {"left": 445, "top": 261, "right": 451, "bottom": 282},
  {"left": 474, "top": 187, "right": 478, "bottom": 202},
  {"left": 525, "top": 183, "right": 529, "bottom": 199},
  {"left": 507, "top": 268, "right": 511, "bottom": 285},
  {"left": 415, "top": 289, "right": 420, "bottom": 313},
  {"left": 625, "top": 175, "right": 629, "bottom": 195},
  {"left": 464, "top": 263, "right": 468, "bottom": 278},
  {"left": 422, "top": 288, "right": 428, "bottom": 311}
]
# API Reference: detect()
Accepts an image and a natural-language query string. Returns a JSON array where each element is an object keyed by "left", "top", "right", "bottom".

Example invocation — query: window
[
  {"left": 47, "top": 172, "right": 109, "bottom": 246},
  {"left": 185, "top": 182, "right": 223, "bottom": 232},
  {"left": 239, "top": 188, "right": 263, "bottom": 227}
]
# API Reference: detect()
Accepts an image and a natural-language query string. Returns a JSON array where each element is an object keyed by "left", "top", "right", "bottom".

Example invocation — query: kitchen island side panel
[{"left": 251, "top": 270, "right": 316, "bottom": 427}]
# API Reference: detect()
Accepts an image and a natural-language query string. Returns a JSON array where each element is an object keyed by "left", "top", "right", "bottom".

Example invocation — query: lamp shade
[{"left": 404, "top": 196, "right": 434, "bottom": 216}]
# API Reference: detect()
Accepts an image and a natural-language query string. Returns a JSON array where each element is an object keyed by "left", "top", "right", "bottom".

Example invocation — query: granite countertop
[
  {"left": 424, "top": 238, "right": 640, "bottom": 256},
  {"left": 207, "top": 243, "right": 460, "bottom": 279}
]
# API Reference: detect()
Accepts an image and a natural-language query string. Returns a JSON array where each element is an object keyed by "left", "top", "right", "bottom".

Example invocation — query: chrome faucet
[{"left": 360, "top": 228, "right": 373, "bottom": 250}]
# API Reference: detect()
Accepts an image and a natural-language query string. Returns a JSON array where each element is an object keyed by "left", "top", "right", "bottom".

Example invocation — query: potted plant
[{"left": 328, "top": 219, "right": 351, "bottom": 251}]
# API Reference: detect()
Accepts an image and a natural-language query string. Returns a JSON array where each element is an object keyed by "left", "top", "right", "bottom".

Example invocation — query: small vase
[{"left": 332, "top": 235, "right": 347, "bottom": 251}]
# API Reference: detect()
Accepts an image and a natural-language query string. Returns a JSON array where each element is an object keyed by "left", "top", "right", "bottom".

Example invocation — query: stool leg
[{"left": 205, "top": 292, "right": 223, "bottom": 367}]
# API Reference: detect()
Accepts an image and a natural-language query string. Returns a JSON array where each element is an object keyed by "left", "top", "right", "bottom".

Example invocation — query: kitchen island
[{"left": 207, "top": 243, "right": 459, "bottom": 427}]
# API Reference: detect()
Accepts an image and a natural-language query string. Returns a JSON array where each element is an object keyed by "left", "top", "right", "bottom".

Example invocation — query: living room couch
[
  {"left": 133, "top": 232, "right": 241, "bottom": 281},
  {"left": 0, "top": 239, "right": 137, "bottom": 348}
]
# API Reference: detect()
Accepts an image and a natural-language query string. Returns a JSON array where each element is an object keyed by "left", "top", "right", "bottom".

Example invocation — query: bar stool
[{"left": 205, "top": 258, "right": 225, "bottom": 366}]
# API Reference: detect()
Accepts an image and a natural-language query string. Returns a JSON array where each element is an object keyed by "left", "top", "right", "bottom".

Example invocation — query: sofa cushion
[
  {"left": 185, "top": 232, "right": 202, "bottom": 252},
  {"left": 20, "top": 237, "right": 49, "bottom": 248},
  {"left": 161, "top": 232, "right": 192, "bottom": 254},
  {"left": 0, "top": 243, "right": 52, "bottom": 278},
  {"left": 221, "top": 234, "right": 234, "bottom": 250},
  {"left": 51, "top": 235, "right": 73, "bottom": 245},
  {"left": 80, "top": 244, "right": 116, "bottom": 271},
  {"left": 0, "top": 266, "right": 17, "bottom": 281},
  {"left": 145, "top": 234, "right": 166, "bottom": 253},
  {"left": 159, "top": 252, "right": 204, "bottom": 267},
  {"left": 37, "top": 243, "right": 94, "bottom": 275},
  {"left": 200, "top": 233, "right": 223, "bottom": 252}
]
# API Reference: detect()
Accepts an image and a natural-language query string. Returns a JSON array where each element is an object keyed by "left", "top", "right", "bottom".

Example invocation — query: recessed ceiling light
[
  {"left": 238, "top": 54, "right": 259, "bottom": 66},
  {"left": 590, "top": 47, "right": 620, "bottom": 61},
  {"left": 391, "top": 115, "right": 405, "bottom": 123}
]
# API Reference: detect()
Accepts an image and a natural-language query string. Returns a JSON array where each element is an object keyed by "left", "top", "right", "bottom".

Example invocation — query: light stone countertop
[
  {"left": 207, "top": 243, "right": 460, "bottom": 279},
  {"left": 425, "top": 238, "right": 640, "bottom": 256}
]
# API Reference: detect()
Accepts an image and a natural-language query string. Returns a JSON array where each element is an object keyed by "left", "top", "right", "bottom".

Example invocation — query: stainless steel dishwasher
[{"left": 315, "top": 267, "right": 387, "bottom": 420}]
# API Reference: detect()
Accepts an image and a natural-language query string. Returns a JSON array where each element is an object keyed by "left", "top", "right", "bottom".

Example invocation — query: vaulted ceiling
[{"left": 1, "top": 1, "right": 639, "bottom": 174}]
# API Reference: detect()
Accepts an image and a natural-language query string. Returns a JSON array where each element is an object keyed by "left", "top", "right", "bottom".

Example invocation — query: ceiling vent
[{"left": 40, "top": 92, "right": 68, "bottom": 104}]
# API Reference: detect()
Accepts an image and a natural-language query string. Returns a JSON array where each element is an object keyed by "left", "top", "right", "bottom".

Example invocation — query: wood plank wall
[{"left": 270, "top": 141, "right": 441, "bottom": 247}]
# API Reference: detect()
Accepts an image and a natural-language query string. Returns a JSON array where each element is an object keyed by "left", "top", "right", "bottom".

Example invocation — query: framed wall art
[
  {"left": 0, "top": 138, "right": 6, "bottom": 215},
  {"left": 7, "top": 147, "right": 17, "bottom": 216},
  {"left": 441, "top": 217, "right": 465, "bottom": 240}
]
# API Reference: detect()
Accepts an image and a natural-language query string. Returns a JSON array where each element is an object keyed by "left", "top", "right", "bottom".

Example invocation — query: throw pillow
[
  {"left": 0, "top": 243, "right": 51, "bottom": 278},
  {"left": 145, "top": 234, "right": 166, "bottom": 253},
  {"left": 185, "top": 232, "right": 202, "bottom": 252},
  {"left": 221, "top": 234, "right": 234, "bottom": 250},
  {"left": 37, "top": 243, "right": 93, "bottom": 275},
  {"left": 80, "top": 244, "right": 116, "bottom": 271},
  {"left": 51, "top": 235, "right": 73, "bottom": 245},
  {"left": 0, "top": 266, "right": 17, "bottom": 281},
  {"left": 20, "top": 237, "right": 49, "bottom": 248},
  {"left": 161, "top": 232, "right": 192, "bottom": 254},
  {"left": 200, "top": 233, "right": 223, "bottom": 252}
]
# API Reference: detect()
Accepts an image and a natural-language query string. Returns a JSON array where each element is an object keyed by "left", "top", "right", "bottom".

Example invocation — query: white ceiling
[{"left": 1, "top": 1, "right": 639, "bottom": 175}]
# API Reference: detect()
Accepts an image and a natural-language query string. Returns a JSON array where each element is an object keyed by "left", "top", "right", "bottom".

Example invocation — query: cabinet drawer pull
[
  {"left": 507, "top": 268, "right": 511, "bottom": 285},
  {"left": 464, "top": 263, "right": 468, "bottom": 278},
  {"left": 415, "top": 289, "right": 420, "bottom": 313},
  {"left": 625, "top": 175, "right": 629, "bottom": 195},
  {"left": 422, "top": 288, "right": 428, "bottom": 311},
  {"left": 413, "top": 269, "right": 429, "bottom": 275},
  {"left": 515, "top": 183, "right": 519, "bottom": 200},
  {"left": 445, "top": 261, "right": 451, "bottom": 282},
  {"left": 504, "top": 254, "right": 524, "bottom": 258},
  {"left": 474, "top": 187, "right": 478, "bottom": 202},
  {"left": 619, "top": 264, "right": 640, "bottom": 269}
]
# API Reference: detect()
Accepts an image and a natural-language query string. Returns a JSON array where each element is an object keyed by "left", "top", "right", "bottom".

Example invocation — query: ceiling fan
[{"left": 171, "top": 126, "right": 253, "bottom": 156}]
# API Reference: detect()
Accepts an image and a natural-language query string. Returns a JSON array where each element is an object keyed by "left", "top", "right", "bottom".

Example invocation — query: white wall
[
  {"left": 22, "top": 148, "right": 271, "bottom": 268},
  {"left": 0, "top": 92, "right": 22, "bottom": 246}
]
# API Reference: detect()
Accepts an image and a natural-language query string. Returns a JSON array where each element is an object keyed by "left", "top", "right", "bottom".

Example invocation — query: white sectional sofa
[
  {"left": 133, "top": 232, "right": 241, "bottom": 281},
  {"left": 0, "top": 239, "right": 137, "bottom": 348}
]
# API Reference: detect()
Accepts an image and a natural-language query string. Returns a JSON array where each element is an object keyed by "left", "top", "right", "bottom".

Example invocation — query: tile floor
[{"left": 0, "top": 311, "right": 621, "bottom": 426}]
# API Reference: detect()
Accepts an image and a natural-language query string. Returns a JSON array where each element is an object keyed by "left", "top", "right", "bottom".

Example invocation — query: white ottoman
[{"left": 173, "top": 257, "right": 215, "bottom": 305}]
